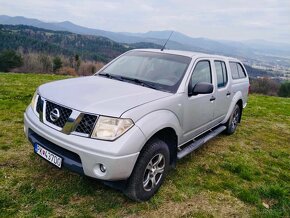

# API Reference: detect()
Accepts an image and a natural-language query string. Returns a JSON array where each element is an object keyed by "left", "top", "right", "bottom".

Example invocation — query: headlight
[
  {"left": 30, "top": 91, "right": 38, "bottom": 110},
  {"left": 91, "top": 116, "right": 134, "bottom": 140}
]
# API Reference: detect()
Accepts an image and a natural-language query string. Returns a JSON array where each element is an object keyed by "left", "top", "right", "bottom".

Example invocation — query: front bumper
[{"left": 24, "top": 106, "right": 146, "bottom": 180}]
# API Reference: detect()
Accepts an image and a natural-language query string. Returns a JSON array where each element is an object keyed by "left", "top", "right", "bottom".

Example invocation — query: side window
[
  {"left": 191, "top": 60, "right": 212, "bottom": 87},
  {"left": 214, "top": 61, "right": 228, "bottom": 88},
  {"left": 237, "top": 63, "right": 246, "bottom": 78},
  {"left": 230, "top": 62, "right": 247, "bottom": 79},
  {"left": 230, "top": 62, "right": 239, "bottom": 79}
]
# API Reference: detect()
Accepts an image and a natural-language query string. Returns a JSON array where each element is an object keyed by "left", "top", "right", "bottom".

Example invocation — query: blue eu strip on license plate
[{"left": 34, "top": 143, "right": 62, "bottom": 168}]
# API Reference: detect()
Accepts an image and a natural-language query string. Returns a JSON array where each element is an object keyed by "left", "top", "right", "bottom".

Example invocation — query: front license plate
[{"left": 34, "top": 143, "right": 62, "bottom": 168}]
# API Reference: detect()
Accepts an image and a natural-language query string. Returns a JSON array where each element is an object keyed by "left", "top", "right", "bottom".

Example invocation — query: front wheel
[
  {"left": 225, "top": 104, "right": 241, "bottom": 135},
  {"left": 124, "top": 138, "right": 170, "bottom": 202}
]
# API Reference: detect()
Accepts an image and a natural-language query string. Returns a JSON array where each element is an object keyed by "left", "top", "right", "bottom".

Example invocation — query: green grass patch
[{"left": 0, "top": 73, "right": 289, "bottom": 217}]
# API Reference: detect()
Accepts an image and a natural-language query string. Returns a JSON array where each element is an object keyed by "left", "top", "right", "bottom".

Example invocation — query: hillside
[
  {"left": 0, "top": 24, "right": 160, "bottom": 62},
  {"left": 0, "top": 24, "right": 277, "bottom": 78},
  {"left": 244, "top": 65, "right": 278, "bottom": 78},
  {"left": 0, "top": 15, "right": 144, "bottom": 44},
  {"left": 0, "top": 73, "right": 289, "bottom": 217}
]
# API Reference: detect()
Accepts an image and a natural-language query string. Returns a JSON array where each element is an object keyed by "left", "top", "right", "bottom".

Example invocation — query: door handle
[
  {"left": 226, "top": 91, "right": 231, "bottom": 96},
  {"left": 210, "top": 96, "right": 216, "bottom": 101}
]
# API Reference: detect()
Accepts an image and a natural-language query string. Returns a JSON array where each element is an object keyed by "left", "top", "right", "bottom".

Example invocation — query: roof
[{"left": 134, "top": 48, "right": 240, "bottom": 61}]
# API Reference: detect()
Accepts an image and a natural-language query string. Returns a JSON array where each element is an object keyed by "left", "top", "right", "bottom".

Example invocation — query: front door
[{"left": 182, "top": 59, "right": 216, "bottom": 143}]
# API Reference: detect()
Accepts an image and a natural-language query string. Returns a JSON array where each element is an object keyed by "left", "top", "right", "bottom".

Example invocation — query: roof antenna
[{"left": 161, "top": 31, "right": 173, "bottom": 51}]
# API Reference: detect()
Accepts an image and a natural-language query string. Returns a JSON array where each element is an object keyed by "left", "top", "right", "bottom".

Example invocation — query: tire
[
  {"left": 225, "top": 104, "right": 241, "bottom": 135},
  {"left": 124, "top": 138, "right": 170, "bottom": 202}
]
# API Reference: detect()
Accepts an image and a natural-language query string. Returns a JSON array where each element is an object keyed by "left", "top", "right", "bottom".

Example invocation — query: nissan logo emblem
[{"left": 50, "top": 108, "right": 60, "bottom": 122}]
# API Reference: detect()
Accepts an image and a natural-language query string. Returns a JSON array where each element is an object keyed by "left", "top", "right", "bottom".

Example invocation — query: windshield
[{"left": 97, "top": 51, "right": 191, "bottom": 93}]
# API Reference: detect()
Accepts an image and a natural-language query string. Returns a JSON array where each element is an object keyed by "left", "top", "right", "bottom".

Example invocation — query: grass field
[{"left": 0, "top": 73, "right": 289, "bottom": 217}]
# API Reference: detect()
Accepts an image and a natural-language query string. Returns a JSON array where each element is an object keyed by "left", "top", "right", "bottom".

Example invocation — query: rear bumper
[{"left": 24, "top": 106, "right": 146, "bottom": 181}]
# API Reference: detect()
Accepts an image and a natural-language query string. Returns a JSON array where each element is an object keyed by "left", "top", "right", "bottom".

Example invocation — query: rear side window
[
  {"left": 230, "top": 62, "right": 247, "bottom": 79},
  {"left": 237, "top": 64, "right": 246, "bottom": 78},
  {"left": 191, "top": 60, "right": 212, "bottom": 87},
  {"left": 214, "top": 61, "right": 228, "bottom": 88}
]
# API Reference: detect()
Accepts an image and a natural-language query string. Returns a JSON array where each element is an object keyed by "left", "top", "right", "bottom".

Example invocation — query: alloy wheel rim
[
  {"left": 231, "top": 109, "right": 239, "bottom": 130},
  {"left": 143, "top": 153, "right": 165, "bottom": 192}
]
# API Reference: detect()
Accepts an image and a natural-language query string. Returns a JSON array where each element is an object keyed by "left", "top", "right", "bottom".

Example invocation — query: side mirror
[{"left": 190, "top": 82, "right": 213, "bottom": 96}]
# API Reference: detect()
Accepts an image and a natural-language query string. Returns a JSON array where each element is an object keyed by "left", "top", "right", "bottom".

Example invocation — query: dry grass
[{"left": 0, "top": 73, "right": 289, "bottom": 217}]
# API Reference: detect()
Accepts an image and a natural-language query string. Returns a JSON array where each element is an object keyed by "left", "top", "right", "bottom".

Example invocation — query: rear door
[{"left": 212, "top": 60, "right": 232, "bottom": 124}]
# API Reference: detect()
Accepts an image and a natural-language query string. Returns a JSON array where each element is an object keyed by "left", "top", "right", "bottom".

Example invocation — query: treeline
[
  {"left": 0, "top": 50, "right": 104, "bottom": 76},
  {"left": 0, "top": 24, "right": 128, "bottom": 62},
  {"left": 0, "top": 24, "right": 164, "bottom": 75},
  {"left": 250, "top": 78, "right": 290, "bottom": 97}
]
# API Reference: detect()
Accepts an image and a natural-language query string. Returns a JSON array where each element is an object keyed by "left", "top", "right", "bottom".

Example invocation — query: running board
[{"left": 177, "top": 125, "right": 226, "bottom": 159}]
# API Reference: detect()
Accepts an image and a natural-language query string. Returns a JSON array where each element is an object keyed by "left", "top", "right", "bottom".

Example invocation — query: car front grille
[
  {"left": 36, "top": 96, "right": 98, "bottom": 137},
  {"left": 75, "top": 114, "right": 98, "bottom": 135},
  {"left": 45, "top": 101, "right": 72, "bottom": 128}
]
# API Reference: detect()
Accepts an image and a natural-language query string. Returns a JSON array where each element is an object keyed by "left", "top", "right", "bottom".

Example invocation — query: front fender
[
  {"left": 134, "top": 110, "right": 182, "bottom": 148},
  {"left": 222, "top": 91, "right": 243, "bottom": 124}
]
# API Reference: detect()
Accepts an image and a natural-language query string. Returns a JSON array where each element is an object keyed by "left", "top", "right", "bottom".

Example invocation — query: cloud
[{"left": 0, "top": 0, "right": 289, "bottom": 42}]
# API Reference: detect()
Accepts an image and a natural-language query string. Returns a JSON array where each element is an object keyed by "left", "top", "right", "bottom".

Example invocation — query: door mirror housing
[{"left": 189, "top": 82, "right": 213, "bottom": 96}]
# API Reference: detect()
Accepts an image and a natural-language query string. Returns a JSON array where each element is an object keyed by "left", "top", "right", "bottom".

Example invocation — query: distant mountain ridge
[
  {"left": 1, "top": 15, "right": 290, "bottom": 58},
  {"left": 1, "top": 15, "right": 290, "bottom": 69},
  {"left": 0, "top": 15, "right": 144, "bottom": 43}
]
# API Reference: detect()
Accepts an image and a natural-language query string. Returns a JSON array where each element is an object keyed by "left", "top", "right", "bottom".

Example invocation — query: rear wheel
[
  {"left": 125, "top": 138, "right": 170, "bottom": 202},
  {"left": 225, "top": 104, "right": 241, "bottom": 135}
]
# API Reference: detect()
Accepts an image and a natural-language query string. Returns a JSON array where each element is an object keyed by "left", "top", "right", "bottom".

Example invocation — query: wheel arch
[
  {"left": 222, "top": 91, "right": 244, "bottom": 124},
  {"left": 236, "top": 99, "right": 243, "bottom": 123},
  {"left": 145, "top": 127, "right": 178, "bottom": 167},
  {"left": 135, "top": 110, "right": 181, "bottom": 167}
]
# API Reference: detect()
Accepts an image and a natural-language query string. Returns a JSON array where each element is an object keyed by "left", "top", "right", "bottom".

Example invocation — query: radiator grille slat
[{"left": 36, "top": 97, "right": 44, "bottom": 114}]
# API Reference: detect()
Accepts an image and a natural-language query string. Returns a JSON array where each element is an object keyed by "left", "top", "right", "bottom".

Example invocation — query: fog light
[{"left": 100, "top": 164, "right": 106, "bottom": 173}]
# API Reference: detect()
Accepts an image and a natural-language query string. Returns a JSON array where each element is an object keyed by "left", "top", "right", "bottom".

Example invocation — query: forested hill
[
  {"left": 0, "top": 24, "right": 275, "bottom": 78},
  {"left": 0, "top": 24, "right": 160, "bottom": 62}
]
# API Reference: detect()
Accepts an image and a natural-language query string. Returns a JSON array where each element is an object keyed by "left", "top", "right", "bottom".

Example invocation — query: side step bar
[{"left": 177, "top": 125, "right": 226, "bottom": 159}]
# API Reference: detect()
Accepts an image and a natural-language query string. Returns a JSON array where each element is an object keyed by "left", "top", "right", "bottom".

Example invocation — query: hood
[{"left": 38, "top": 76, "right": 171, "bottom": 117}]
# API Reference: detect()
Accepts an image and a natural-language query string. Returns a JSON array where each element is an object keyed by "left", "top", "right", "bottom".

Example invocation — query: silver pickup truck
[{"left": 24, "top": 49, "right": 249, "bottom": 201}]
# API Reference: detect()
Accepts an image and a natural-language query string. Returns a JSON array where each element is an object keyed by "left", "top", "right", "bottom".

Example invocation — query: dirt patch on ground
[{"left": 101, "top": 191, "right": 253, "bottom": 218}]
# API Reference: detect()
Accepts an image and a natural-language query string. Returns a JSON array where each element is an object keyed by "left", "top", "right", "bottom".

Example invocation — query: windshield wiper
[
  {"left": 99, "top": 73, "right": 158, "bottom": 90},
  {"left": 120, "top": 76, "right": 157, "bottom": 90},
  {"left": 98, "top": 73, "right": 123, "bottom": 81}
]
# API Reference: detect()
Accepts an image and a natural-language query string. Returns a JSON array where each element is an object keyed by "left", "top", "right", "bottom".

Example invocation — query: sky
[{"left": 0, "top": 0, "right": 290, "bottom": 43}]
